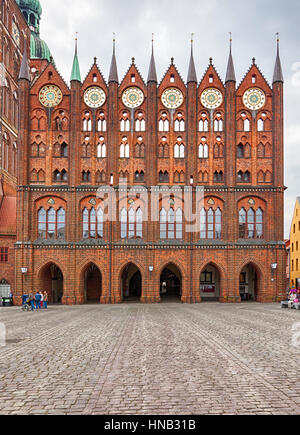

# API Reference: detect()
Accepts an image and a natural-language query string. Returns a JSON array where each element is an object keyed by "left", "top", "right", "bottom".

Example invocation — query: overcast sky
[{"left": 39, "top": 0, "right": 300, "bottom": 238}]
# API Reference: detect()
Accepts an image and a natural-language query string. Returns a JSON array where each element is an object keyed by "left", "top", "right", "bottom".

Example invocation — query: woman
[{"left": 40, "top": 291, "right": 44, "bottom": 308}]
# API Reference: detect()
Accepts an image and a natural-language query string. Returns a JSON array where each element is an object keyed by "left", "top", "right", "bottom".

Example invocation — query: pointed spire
[
  {"left": 70, "top": 34, "right": 81, "bottom": 82},
  {"left": 147, "top": 34, "right": 157, "bottom": 83},
  {"left": 225, "top": 33, "right": 236, "bottom": 83},
  {"left": 273, "top": 33, "right": 284, "bottom": 84},
  {"left": 18, "top": 45, "right": 30, "bottom": 81},
  {"left": 108, "top": 34, "right": 119, "bottom": 84},
  {"left": 187, "top": 34, "right": 197, "bottom": 84}
]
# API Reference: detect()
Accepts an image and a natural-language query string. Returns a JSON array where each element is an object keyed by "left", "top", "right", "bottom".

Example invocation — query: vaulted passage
[
  {"left": 160, "top": 264, "right": 182, "bottom": 302},
  {"left": 239, "top": 263, "right": 260, "bottom": 301},
  {"left": 84, "top": 263, "right": 102, "bottom": 303},
  {"left": 200, "top": 264, "right": 221, "bottom": 301},
  {"left": 121, "top": 263, "right": 142, "bottom": 302},
  {"left": 39, "top": 264, "right": 64, "bottom": 304}
]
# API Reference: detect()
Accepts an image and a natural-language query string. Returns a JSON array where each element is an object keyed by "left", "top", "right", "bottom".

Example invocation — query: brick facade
[{"left": 12, "top": 33, "right": 286, "bottom": 306}]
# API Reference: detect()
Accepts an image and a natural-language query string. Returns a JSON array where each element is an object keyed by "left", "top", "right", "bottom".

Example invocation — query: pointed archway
[
  {"left": 239, "top": 263, "right": 262, "bottom": 302},
  {"left": 200, "top": 263, "right": 221, "bottom": 302},
  {"left": 121, "top": 263, "right": 142, "bottom": 302},
  {"left": 38, "top": 263, "right": 64, "bottom": 304},
  {"left": 160, "top": 263, "right": 182, "bottom": 302},
  {"left": 83, "top": 263, "right": 102, "bottom": 303}
]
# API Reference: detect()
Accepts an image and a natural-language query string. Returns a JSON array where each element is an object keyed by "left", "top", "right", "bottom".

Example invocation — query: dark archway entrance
[
  {"left": 39, "top": 264, "right": 64, "bottom": 304},
  {"left": 160, "top": 264, "right": 182, "bottom": 301},
  {"left": 200, "top": 263, "right": 221, "bottom": 301},
  {"left": 239, "top": 263, "right": 260, "bottom": 301},
  {"left": 121, "top": 263, "right": 142, "bottom": 302},
  {"left": 84, "top": 264, "right": 102, "bottom": 303}
]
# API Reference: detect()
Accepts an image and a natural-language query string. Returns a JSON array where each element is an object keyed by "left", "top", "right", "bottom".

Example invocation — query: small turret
[
  {"left": 147, "top": 35, "right": 157, "bottom": 84},
  {"left": 108, "top": 36, "right": 119, "bottom": 84},
  {"left": 273, "top": 34, "right": 284, "bottom": 84},
  {"left": 187, "top": 35, "right": 197, "bottom": 84},
  {"left": 70, "top": 37, "right": 81, "bottom": 83},
  {"left": 225, "top": 34, "right": 236, "bottom": 83}
]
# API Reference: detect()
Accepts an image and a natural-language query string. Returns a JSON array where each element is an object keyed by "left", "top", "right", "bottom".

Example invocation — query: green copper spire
[{"left": 70, "top": 37, "right": 81, "bottom": 83}]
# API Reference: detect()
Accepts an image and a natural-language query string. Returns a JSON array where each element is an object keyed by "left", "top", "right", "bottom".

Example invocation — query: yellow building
[{"left": 290, "top": 197, "right": 300, "bottom": 289}]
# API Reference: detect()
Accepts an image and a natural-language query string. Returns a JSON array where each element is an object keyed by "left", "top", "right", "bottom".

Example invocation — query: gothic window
[
  {"left": 237, "top": 170, "right": 251, "bottom": 183},
  {"left": 120, "top": 137, "right": 130, "bottom": 158},
  {"left": 97, "top": 137, "right": 106, "bottom": 158},
  {"left": 214, "top": 140, "right": 224, "bottom": 158},
  {"left": 160, "top": 207, "right": 183, "bottom": 240},
  {"left": 158, "top": 137, "right": 169, "bottom": 158},
  {"left": 200, "top": 207, "right": 222, "bottom": 239},
  {"left": 96, "top": 170, "right": 105, "bottom": 184},
  {"left": 82, "top": 136, "right": 91, "bottom": 158},
  {"left": 257, "top": 119, "right": 264, "bottom": 132},
  {"left": 120, "top": 207, "right": 143, "bottom": 239},
  {"left": 38, "top": 207, "right": 66, "bottom": 240},
  {"left": 159, "top": 171, "right": 169, "bottom": 183},
  {"left": 213, "top": 171, "right": 224, "bottom": 183},
  {"left": 120, "top": 112, "right": 130, "bottom": 132},
  {"left": 159, "top": 112, "right": 170, "bottom": 132},
  {"left": 174, "top": 137, "right": 185, "bottom": 159},
  {"left": 82, "top": 170, "right": 91, "bottom": 183},
  {"left": 214, "top": 112, "right": 223, "bottom": 132},
  {"left": 237, "top": 143, "right": 251, "bottom": 159},
  {"left": 53, "top": 170, "right": 68, "bottom": 182},
  {"left": 97, "top": 112, "right": 107, "bottom": 132},
  {"left": 82, "top": 207, "right": 104, "bottom": 239},
  {"left": 134, "top": 171, "right": 145, "bottom": 183},
  {"left": 135, "top": 112, "right": 146, "bottom": 132},
  {"left": 199, "top": 171, "right": 208, "bottom": 183},
  {"left": 199, "top": 113, "right": 209, "bottom": 132},
  {"left": 83, "top": 112, "right": 92, "bottom": 132},
  {"left": 174, "top": 113, "right": 185, "bottom": 132},
  {"left": 199, "top": 142, "right": 209, "bottom": 159},
  {"left": 135, "top": 138, "right": 145, "bottom": 158},
  {"left": 60, "top": 142, "right": 68, "bottom": 158},
  {"left": 239, "top": 207, "right": 264, "bottom": 239},
  {"left": 55, "top": 111, "right": 68, "bottom": 131},
  {"left": 174, "top": 171, "right": 185, "bottom": 183}
]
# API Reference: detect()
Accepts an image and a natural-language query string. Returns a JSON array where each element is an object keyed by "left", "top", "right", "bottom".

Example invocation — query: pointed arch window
[
  {"left": 83, "top": 112, "right": 92, "bottom": 131},
  {"left": 38, "top": 207, "right": 66, "bottom": 240},
  {"left": 160, "top": 207, "right": 183, "bottom": 240},
  {"left": 239, "top": 207, "right": 264, "bottom": 239},
  {"left": 200, "top": 207, "right": 222, "bottom": 239},
  {"left": 199, "top": 113, "right": 209, "bottom": 132},
  {"left": 97, "top": 112, "right": 107, "bottom": 132},
  {"left": 174, "top": 113, "right": 185, "bottom": 132},
  {"left": 120, "top": 112, "right": 130, "bottom": 132},
  {"left": 159, "top": 171, "right": 169, "bottom": 183},
  {"left": 214, "top": 113, "right": 223, "bottom": 132},
  {"left": 120, "top": 207, "right": 143, "bottom": 239},
  {"left": 135, "top": 112, "right": 146, "bottom": 132},
  {"left": 174, "top": 138, "right": 185, "bottom": 159},
  {"left": 82, "top": 207, "right": 104, "bottom": 239},
  {"left": 199, "top": 143, "right": 209, "bottom": 159},
  {"left": 120, "top": 138, "right": 130, "bottom": 158},
  {"left": 159, "top": 112, "right": 170, "bottom": 132},
  {"left": 97, "top": 137, "right": 106, "bottom": 158}
]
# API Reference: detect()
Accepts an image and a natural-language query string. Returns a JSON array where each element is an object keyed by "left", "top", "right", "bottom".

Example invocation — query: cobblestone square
[{"left": 0, "top": 303, "right": 300, "bottom": 415}]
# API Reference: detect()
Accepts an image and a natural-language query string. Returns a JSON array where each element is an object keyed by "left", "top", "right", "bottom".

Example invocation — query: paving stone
[{"left": 0, "top": 303, "right": 300, "bottom": 415}]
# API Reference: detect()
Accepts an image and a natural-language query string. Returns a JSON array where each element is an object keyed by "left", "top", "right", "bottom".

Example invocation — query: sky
[{"left": 38, "top": 0, "right": 300, "bottom": 238}]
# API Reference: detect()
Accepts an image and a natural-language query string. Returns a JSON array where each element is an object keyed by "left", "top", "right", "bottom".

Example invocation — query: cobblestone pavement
[{"left": 0, "top": 302, "right": 300, "bottom": 415}]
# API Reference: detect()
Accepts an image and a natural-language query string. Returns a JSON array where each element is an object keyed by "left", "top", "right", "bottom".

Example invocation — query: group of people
[
  {"left": 286, "top": 287, "right": 300, "bottom": 308},
  {"left": 27, "top": 291, "right": 48, "bottom": 311}
]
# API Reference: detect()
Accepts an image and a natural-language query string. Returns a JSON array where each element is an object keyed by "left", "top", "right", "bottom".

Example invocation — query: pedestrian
[
  {"left": 43, "top": 291, "right": 48, "bottom": 310},
  {"left": 28, "top": 291, "right": 35, "bottom": 311},
  {"left": 35, "top": 291, "right": 41, "bottom": 310},
  {"left": 40, "top": 291, "right": 44, "bottom": 308}
]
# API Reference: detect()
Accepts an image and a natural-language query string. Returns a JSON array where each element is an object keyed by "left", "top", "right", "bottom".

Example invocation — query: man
[
  {"left": 35, "top": 291, "right": 41, "bottom": 310},
  {"left": 43, "top": 291, "right": 48, "bottom": 310},
  {"left": 28, "top": 292, "right": 35, "bottom": 311}
]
